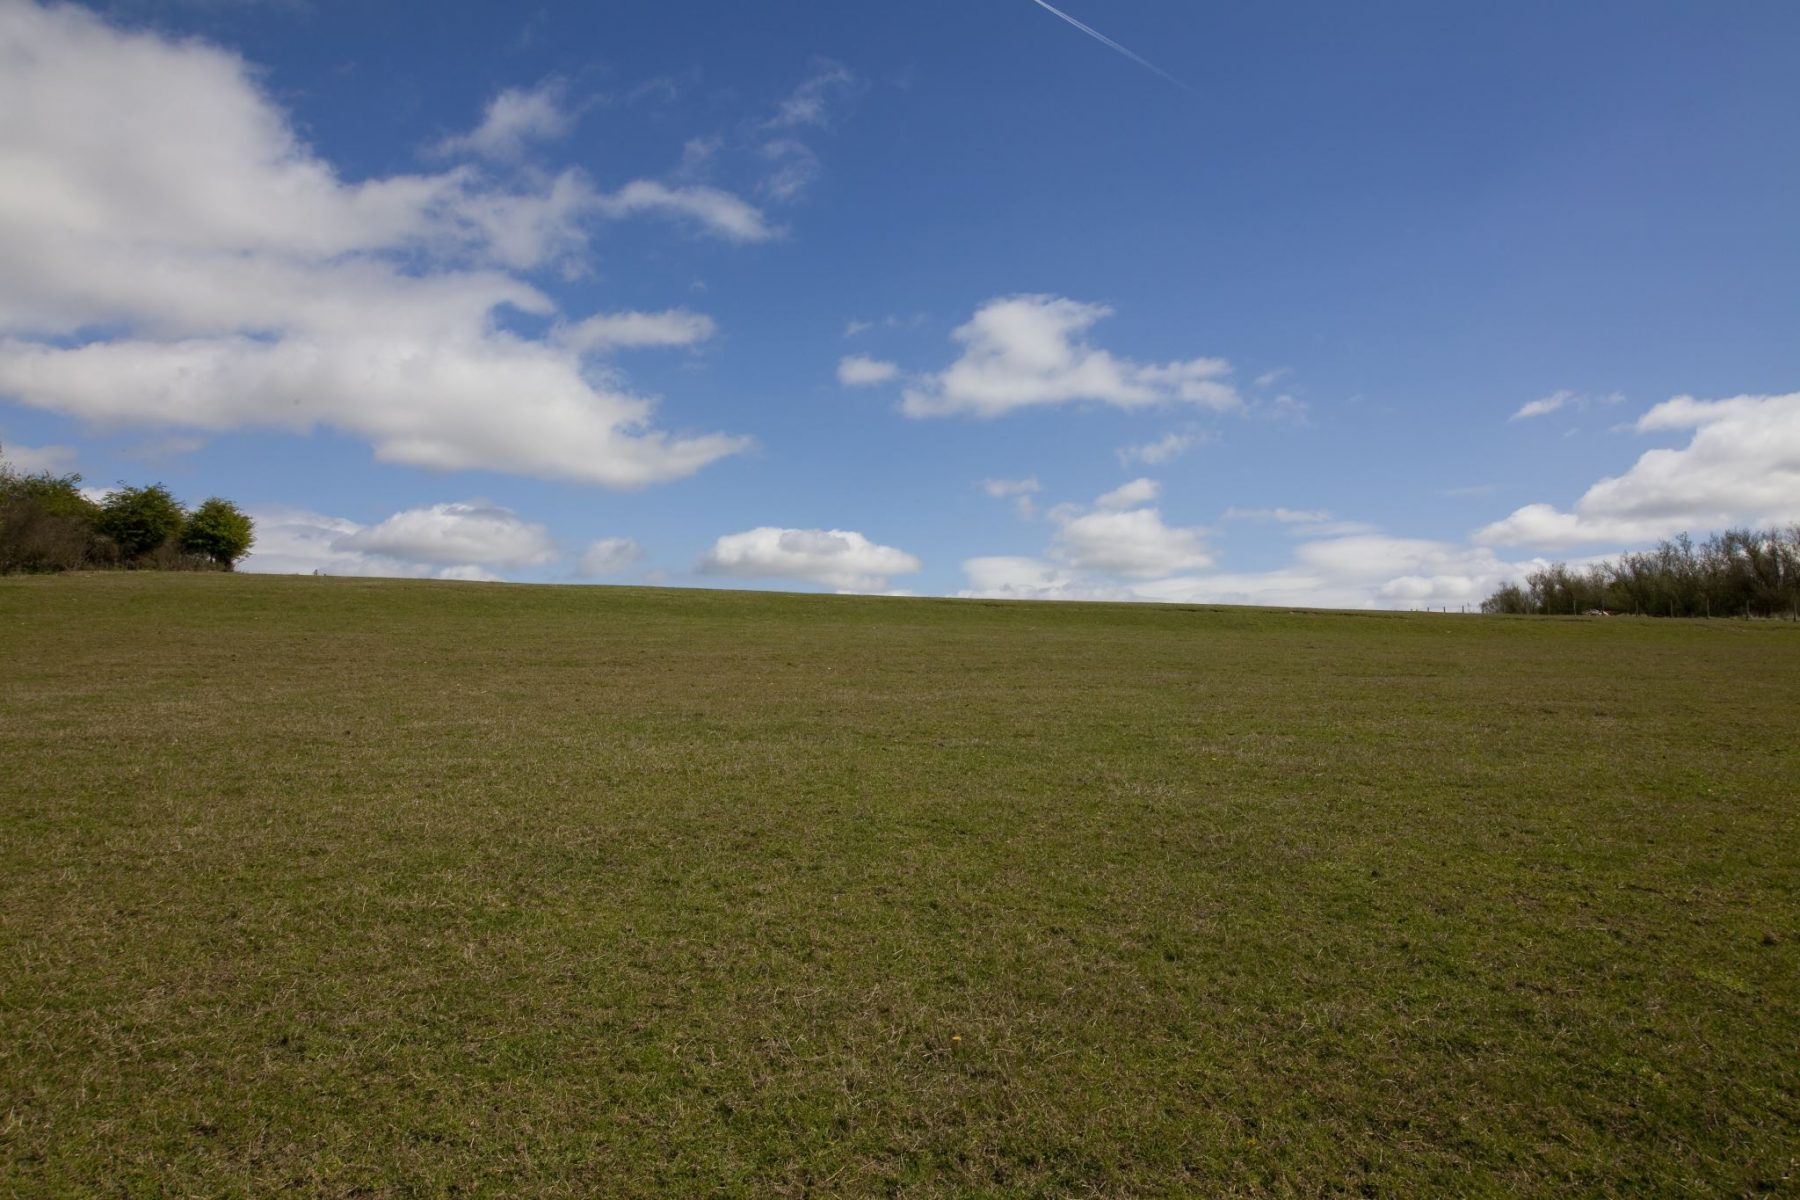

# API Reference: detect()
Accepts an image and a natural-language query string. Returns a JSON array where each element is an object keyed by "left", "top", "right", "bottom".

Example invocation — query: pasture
[{"left": 2, "top": 573, "right": 1795, "bottom": 1196}]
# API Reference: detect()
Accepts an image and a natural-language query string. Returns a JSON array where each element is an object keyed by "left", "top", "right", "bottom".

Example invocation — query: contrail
[{"left": 1025, "top": 0, "right": 1192, "bottom": 92}]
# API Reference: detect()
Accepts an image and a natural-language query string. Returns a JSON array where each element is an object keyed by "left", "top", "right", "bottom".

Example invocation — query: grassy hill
[{"left": 2, "top": 573, "right": 1795, "bottom": 1197}]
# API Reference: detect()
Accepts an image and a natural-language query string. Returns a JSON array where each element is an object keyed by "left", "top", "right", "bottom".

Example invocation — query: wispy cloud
[
  {"left": 764, "top": 60, "right": 857, "bottom": 130},
  {"left": 1024, "top": 0, "right": 1191, "bottom": 92},
  {"left": 1510, "top": 389, "right": 1624, "bottom": 422}
]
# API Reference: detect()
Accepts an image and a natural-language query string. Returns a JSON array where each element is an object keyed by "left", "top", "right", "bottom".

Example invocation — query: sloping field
[{"left": 2, "top": 573, "right": 1795, "bottom": 1197}]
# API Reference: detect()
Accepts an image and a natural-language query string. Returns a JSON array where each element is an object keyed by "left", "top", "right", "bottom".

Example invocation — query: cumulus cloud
[
  {"left": 1052, "top": 506, "right": 1212, "bottom": 577},
  {"left": 438, "top": 564, "right": 506, "bottom": 583},
  {"left": 1478, "top": 391, "right": 1800, "bottom": 547},
  {"left": 240, "top": 505, "right": 526, "bottom": 580},
  {"left": 438, "top": 80, "right": 576, "bottom": 162},
  {"left": 962, "top": 532, "right": 1540, "bottom": 610},
  {"left": 1130, "top": 539, "right": 1530, "bottom": 609},
  {"left": 960, "top": 556, "right": 1131, "bottom": 602},
  {"left": 555, "top": 308, "right": 716, "bottom": 354},
  {"left": 959, "top": 476, "right": 1539, "bottom": 609},
  {"left": 698, "top": 526, "right": 921, "bottom": 592},
  {"left": 338, "top": 501, "right": 557, "bottom": 567},
  {"left": 837, "top": 355, "right": 899, "bottom": 386},
  {"left": 0, "top": 2, "right": 758, "bottom": 488},
  {"left": 0, "top": 336, "right": 751, "bottom": 489},
  {"left": 0, "top": 439, "right": 75, "bottom": 473},
  {"left": 900, "top": 295, "right": 1240, "bottom": 418},
  {"left": 577, "top": 536, "right": 643, "bottom": 577},
  {"left": 987, "top": 479, "right": 1216, "bottom": 579}
]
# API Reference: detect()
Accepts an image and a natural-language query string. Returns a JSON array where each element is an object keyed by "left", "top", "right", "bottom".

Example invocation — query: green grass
[{"left": 2, "top": 572, "right": 1796, "bottom": 1197}]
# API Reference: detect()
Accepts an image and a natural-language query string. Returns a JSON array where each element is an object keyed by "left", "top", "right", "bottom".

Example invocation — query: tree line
[
  {"left": 1, "top": 443, "right": 254, "bottom": 574},
  {"left": 1482, "top": 527, "right": 1800, "bottom": 618}
]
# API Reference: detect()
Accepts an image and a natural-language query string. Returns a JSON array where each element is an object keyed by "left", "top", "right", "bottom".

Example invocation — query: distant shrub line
[
  {"left": 0, "top": 444, "right": 254, "bottom": 575},
  {"left": 1482, "top": 528, "right": 1800, "bottom": 618}
]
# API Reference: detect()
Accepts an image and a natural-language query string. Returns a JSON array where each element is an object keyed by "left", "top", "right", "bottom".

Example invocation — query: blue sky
[{"left": 2, "top": 0, "right": 1797, "bottom": 604}]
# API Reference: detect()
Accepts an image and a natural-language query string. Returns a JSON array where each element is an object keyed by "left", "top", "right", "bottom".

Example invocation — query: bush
[
  {"left": 179, "top": 498, "right": 255, "bottom": 570},
  {"left": 0, "top": 457, "right": 111, "bottom": 574},
  {"left": 2, "top": 447, "right": 259, "bottom": 576},
  {"left": 1483, "top": 527, "right": 1800, "bottom": 618},
  {"left": 96, "top": 483, "right": 185, "bottom": 564}
]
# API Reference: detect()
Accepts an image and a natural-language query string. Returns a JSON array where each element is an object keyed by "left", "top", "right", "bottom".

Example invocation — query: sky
[{"left": 2, "top": 0, "right": 1797, "bottom": 606}]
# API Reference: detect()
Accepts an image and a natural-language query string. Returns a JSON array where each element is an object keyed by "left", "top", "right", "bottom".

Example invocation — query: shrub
[
  {"left": 0, "top": 456, "right": 109, "bottom": 573},
  {"left": 1483, "top": 527, "right": 1800, "bottom": 618},
  {"left": 96, "top": 484, "right": 185, "bottom": 564},
  {"left": 179, "top": 498, "right": 255, "bottom": 570}
]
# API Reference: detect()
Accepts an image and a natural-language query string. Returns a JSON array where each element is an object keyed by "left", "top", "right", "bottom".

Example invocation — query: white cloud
[
  {"left": 338, "top": 501, "right": 557, "bottom": 567},
  {"left": 837, "top": 355, "right": 899, "bottom": 386},
  {"left": 900, "top": 295, "right": 1240, "bottom": 418},
  {"left": 961, "top": 532, "right": 1540, "bottom": 610},
  {"left": 592, "top": 180, "right": 775, "bottom": 242},
  {"left": 1, "top": 439, "right": 75, "bottom": 473},
  {"left": 1259, "top": 393, "right": 1311, "bottom": 426},
  {"left": 959, "top": 474, "right": 1543, "bottom": 609},
  {"left": 698, "top": 526, "right": 922, "bottom": 592},
  {"left": 1478, "top": 391, "right": 1800, "bottom": 547},
  {"left": 758, "top": 138, "right": 822, "bottom": 202},
  {"left": 1510, "top": 389, "right": 1624, "bottom": 421},
  {"left": 1222, "top": 506, "right": 1333, "bottom": 524},
  {"left": 626, "top": 73, "right": 692, "bottom": 108},
  {"left": 750, "top": 63, "right": 859, "bottom": 202},
  {"left": 119, "top": 435, "right": 205, "bottom": 461},
  {"left": 1095, "top": 477, "right": 1159, "bottom": 510},
  {"left": 764, "top": 61, "right": 857, "bottom": 130},
  {"left": 438, "top": 80, "right": 575, "bottom": 162},
  {"left": 673, "top": 135, "right": 721, "bottom": 181},
  {"left": 240, "top": 505, "right": 507, "bottom": 581},
  {"left": 1222, "top": 506, "right": 1376, "bottom": 537},
  {"left": 982, "top": 475, "right": 1042, "bottom": 519},
  {"left": 844, "top": 314, "right": 924, "bottom": 338},
  {"left": 1118, "top": 429, "right": 1210, "bottom": 466},
  {"left": 555, "top": 308, "right": 715, "bottom": 354},
  {"left": 437, "top": 564, "right": 505, "bottom": 583},
  {"left": 1052, "top": 506, "right": 1212, "bottom": 577},
  {"left": 1512, "top": 390, "right": 1574, "bottom": 421},
  {"left": 959, "top": 556, "right": 1132, "bottom": 602},
  {"left": 0, "top": 2, "right": 757, "bottom": 488},
  {"left": 0, "top": 336, "right": 751, "bottom": 489},
  {"left": 577, "top": 536, "right": 643, "bottom": 577},
  {"left": 1254, "top": 367, "right": 1291, "bottom": 389},
  {"left": 981, "top": 477, "right": 1041, "bottom": 499}
]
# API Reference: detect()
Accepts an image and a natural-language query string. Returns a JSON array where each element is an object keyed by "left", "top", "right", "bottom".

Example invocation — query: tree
[
  {"left": 179, "top": 497, "right": 255, "bottom": 570},
  {"left": 96, "top": 483, "right": 184, "bottom": 563}
]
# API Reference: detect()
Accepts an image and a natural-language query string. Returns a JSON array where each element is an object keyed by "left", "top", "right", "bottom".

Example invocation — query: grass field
[{"left": 2, "top": 572, "right": 1796, "bottom": 1197}]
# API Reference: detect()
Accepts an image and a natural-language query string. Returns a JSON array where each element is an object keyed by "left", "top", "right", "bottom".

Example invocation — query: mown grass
[{"left": 1, "top": 572, "right": 1795, "bottom": 1197}]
